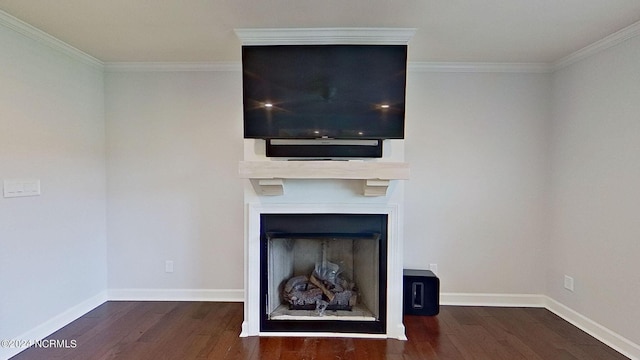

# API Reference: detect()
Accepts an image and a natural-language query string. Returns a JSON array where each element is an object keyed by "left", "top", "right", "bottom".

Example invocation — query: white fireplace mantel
[{"left": 239, "top": 160, "right": 410, "bottom": 196}]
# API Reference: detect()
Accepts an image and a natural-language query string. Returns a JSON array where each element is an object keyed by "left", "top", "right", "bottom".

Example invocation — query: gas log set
[{"left": 282, "top": 261, "right": 357, "bottom": 316}]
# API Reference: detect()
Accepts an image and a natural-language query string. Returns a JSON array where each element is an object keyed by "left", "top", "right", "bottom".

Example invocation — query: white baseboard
[
  {"left": 107, "top": 288, "right": 244, "bottom": 302},
  {"left": 441, "top": 292, "right": 546, "bottom": 307},
  {"left": 440, "top": 292, "right": 639, "bottom": 360},
  {"left": 544, "top": 297, "right": 640, "bottom": 360},
  {"left": 0, "top": 291, "right": 107, "bottom": 360}
]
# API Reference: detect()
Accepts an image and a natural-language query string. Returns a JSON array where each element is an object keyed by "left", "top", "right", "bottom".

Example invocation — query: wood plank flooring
[{"left": 10, "top": 301, "right": 628, "bottom": 359}]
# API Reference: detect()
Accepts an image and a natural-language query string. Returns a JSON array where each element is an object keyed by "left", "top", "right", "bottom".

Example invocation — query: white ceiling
[{"left": 1, "top": 0, "right": 640, "bottom": 63}]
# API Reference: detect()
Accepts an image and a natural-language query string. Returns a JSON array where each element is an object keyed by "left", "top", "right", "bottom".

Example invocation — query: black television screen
[{"left": 242, "top": 45, "right": 407, "bottom": 139}]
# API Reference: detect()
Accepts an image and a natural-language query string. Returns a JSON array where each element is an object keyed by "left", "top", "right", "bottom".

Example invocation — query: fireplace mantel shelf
[{"left": 239, "top": 160, "right": 410, "bottom": 196}]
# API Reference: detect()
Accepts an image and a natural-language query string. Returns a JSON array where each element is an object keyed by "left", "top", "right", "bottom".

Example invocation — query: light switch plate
[{"left": 3, "top": 179, "right": 41, "bottom": 198}]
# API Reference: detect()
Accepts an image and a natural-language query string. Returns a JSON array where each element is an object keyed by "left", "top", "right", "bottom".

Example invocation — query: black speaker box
[{"left": 403, "top": 269, "right": 440, "bottom": 316}]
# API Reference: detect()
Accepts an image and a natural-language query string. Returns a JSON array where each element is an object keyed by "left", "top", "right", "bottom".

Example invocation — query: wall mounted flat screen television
[{"left": 242, "top": 45, "right": 407, "bottom": 140}]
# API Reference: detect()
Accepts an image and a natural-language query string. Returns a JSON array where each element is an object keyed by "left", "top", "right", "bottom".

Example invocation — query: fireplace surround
[
  {"left": 239, "top": 123, "right": 409, "bottom": 340},
  {"left": 241, "top": 201, "right": 406, "bottom": 339}
]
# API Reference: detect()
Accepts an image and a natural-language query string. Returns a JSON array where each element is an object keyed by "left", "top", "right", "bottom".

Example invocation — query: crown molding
[
  {"left": 0, "top": 9, "right": 103, "bottom": 69},
  {"left": 103, "top": 61, "right": 553, "bottom": 73},
  {"left": 553, "top": 20, "right": 640, "bottom": 71},
  {"left": 234, "top": 27, "right": 417, "bottom": 45},
  {"left": 409, "top": 62, "right": 553, "bottom": 73},
  {"left": 4, "top": 8, "right": 639, "bottom": 75},
  {"left": 103, "top": 61, "right": 241, "bottom": 72}
]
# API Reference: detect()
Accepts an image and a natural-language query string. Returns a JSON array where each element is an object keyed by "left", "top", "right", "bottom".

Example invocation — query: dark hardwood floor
[{"left": 10, "top": 301, "right": 628, "bottom": 360}]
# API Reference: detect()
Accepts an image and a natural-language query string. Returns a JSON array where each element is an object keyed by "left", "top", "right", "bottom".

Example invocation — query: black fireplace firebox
[{"left": 260, "top": 213, "right": 388, "bottom": 334}]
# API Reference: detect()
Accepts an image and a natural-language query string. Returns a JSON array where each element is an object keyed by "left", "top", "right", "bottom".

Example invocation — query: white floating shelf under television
[{"left": 239, "top": 161, "right": 410, "bottom": 197}]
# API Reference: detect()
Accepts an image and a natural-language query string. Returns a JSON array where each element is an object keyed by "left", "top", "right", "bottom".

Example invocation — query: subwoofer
[{"left": 403, "top": 269, "right": 439, "bottom": 316}]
